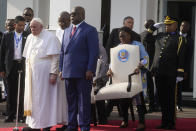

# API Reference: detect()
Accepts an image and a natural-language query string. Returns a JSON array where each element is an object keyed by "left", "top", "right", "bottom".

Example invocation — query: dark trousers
[
  {"left": 106, "top": 99, "right": 122, "bottom": 117},
  {"left": 147, "top": 72, "right": 156, "bottom": 107},
  {"left": 120, "top": 98, "right": 131, "bottom": 122},
  {"left": 96, "top": 100, "right": 107, "bottom": 122},
  {"left": 120, "top": 96, "right": 145, "bottom": 124},
  {"left": 177, "top": 81, "right": 183, "bottom": 107},
  {"left": 6, "top": 61, "right": 25, "bottom": 119},
  {"left": 156, "top": 74, "right": 176, "bottom": 126},
  {"left": 65, "top": 78, "right": 92, "bottom": 131}
]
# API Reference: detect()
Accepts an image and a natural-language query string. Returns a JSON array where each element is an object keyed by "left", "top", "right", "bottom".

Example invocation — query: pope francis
[{"left": 22, "top": 18, "right": 67, "bottom": 131}]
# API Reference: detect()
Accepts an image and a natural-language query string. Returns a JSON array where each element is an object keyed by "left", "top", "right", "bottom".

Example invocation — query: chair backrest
[
  {"left": 111, "top": 44, "right": 142, "bottom": 85},
  {"left": 95, "top": 44, "right": 143, "bottom": 100}
]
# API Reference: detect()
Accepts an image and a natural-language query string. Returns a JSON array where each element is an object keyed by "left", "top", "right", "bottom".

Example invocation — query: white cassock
[
  {"left": 56, "top": 28, "right": 64, "bottom": 43},
  {"left": 23, "top": 29, "right": 67, "bottom": 129}
]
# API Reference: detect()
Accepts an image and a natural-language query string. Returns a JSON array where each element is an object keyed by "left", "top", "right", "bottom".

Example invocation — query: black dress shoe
[
  {"left": 156, "top": 124, "right": 167, "bottom": 129},
  {"left": 18, "top": 117, "right": 26, "bottom": 123},
  {"left": 135, "top": 127, "right": 145, "bottom": 131},
  {"left": 56, "top": 125, "right": 67, "bottom": 131},
  {"left": 42, "top": 127, "right": 51, "bottom": 131},
  {"left": 164, "top": 125, "right": 176, "bottom": 130},
  {"left": 98, "top": 120, "right": 108, "bottom": 125},
  {"left": 177, "top": 106, "right": 183, "bottom": 112},
  {"left": 4, "top": 116, "right": 14, "bottom": 123},
  {"left": 22, "top": 127, "right": 41, "bottom": 131},
  {"left": 119, "top": 121, "right": 128, "bottom": 128},
  {"left": 22, "top": 127, "right": 32, "bottom": 131}
]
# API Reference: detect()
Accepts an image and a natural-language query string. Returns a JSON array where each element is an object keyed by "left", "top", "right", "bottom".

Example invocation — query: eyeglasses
[{"left": 23, "top": 14, "right": 32, "bottom": 17}]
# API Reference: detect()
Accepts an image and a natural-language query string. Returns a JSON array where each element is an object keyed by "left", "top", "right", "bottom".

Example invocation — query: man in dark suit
[
  {"left": 0, "top": 16, "right": 27, "bottom": 123},
  {"left": 106, "top": 16, "right": 141, "bottom": 61},
  {"left": 23, "top": 7, "right": 34, "bottom": 35},
  {"left": 146, "top": 16, "right": 186, "bottom": 130},
  {"left": 177, "top": 20, "right": 194, "bottom": 111},
  {"left": 140, "top": 19, "right": 159, "bottom": 112},
  {"left": 59, "top": 6, "right": 99, "bottom": 131},
  {"left": 105, "top": 16, "right": 141, "bottom": 121}
]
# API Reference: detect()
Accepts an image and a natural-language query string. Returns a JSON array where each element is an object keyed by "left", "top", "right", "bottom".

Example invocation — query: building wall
[
  {"left": 110, "top": 0, "right": 142, "bottom": 33},
  {"left": 110, "top": 0, "right": 158, "bottom": 33},
  {"left": 49, "top": 0, "right": 70, "bottom": 30},
  {"left": 7, "top": 0, "right": 33, "bottom": 19},
  {"left": 70, "top": 0, "right": 101, "bottom": 31},
  {"left": 38, "top": 0, "right": 50, "bottom": 28},
  {"left": 0, "top": 0, "right": 7, "bottom": 31}
]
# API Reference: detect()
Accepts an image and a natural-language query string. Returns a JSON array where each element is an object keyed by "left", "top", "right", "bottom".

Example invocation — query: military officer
[{"left": 145, "top": 16, "right": 186, "bottom": 130}]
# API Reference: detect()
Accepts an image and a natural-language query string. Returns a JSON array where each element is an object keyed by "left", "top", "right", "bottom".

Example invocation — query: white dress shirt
[{"left": 14, "top": 31, "right": 23, "bottom": 60}]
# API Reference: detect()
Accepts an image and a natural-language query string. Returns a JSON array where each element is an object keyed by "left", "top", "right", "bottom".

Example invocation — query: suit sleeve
[
  {"left": 139, "top": 43, "right": 149, "bottom": 68},
  {"left": 59, "top": 40, "right": 64, "bottom": 72},
  {"left": 97, "top": 43, "right": 109, "bottom": 78},
  {"left": 87, "top": 27, "right": 99, "bottom": 74},
  {"left": 0, "top": 34, "right": 6, "bottom": 72}
]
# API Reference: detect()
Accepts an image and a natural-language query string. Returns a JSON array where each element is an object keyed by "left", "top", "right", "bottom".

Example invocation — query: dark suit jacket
[
  {"left": 0, "top": 32, "right": 2, "bottom": 42},
  {"left": 60, "top": 22, "right": 99, "bottom": 78},
  {"left": 105, "top": 28, "right": 141, "bottom": 62},
  {"left": 0, "top": 31, "right": 28, "bottom": 76},
  {"left": 140, "top": 30, "right": 155, "bottom": 67},
  {"left": 25, "top": 24, "right": 31, "bottom": 35},
  {"left": 184, "top": 35, "right": 194, "bottom": 72}
]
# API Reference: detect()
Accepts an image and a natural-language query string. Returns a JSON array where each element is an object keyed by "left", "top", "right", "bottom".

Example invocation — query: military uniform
[{"left": 145, "top": 17, "right": 186, "bottom": 129}]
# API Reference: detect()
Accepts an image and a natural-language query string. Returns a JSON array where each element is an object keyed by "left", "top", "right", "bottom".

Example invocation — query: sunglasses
[{"left": 23, "top": 14, "right": 32, "bottom": 17}]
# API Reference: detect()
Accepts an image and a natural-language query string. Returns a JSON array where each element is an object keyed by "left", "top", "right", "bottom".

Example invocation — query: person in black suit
[
  {"left": 177, "top": 20, "right": 194, "bottom": 112},
  {"left": 146, "top": 16, "right": 186, "bottom": 130},
  {"left": 23, "top": 7, "right": 34, "bottom": 35},
  {"left": 105, "top": 16, "right": 141, "bottom": 119},
  {"left": 0, "top": 16, "right": 28, "bottom": 123},
  {"left": 106, "top": 16, "right": 141, "bottom": 61},
  {"left": 140, "top": 19, "right": 159, "bottom": 112}
]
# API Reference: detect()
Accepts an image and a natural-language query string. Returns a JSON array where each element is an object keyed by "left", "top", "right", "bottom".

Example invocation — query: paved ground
[{"left": 0, "top": 102, "right": 195, "bottom": 128}]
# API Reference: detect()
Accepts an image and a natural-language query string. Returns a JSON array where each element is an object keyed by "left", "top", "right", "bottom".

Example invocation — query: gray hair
[{"left": 30, "top": 18, "right": 44, "bottom": 26}]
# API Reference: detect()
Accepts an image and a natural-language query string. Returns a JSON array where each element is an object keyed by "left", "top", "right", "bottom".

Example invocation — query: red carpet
[{"left": 1, "top": 118, "right": 196, "bottom": 131}]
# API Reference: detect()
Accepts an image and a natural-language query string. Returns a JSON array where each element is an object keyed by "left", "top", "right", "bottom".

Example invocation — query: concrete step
[{"left": 182, "top": 92, "right": 196, "bottom": 107}]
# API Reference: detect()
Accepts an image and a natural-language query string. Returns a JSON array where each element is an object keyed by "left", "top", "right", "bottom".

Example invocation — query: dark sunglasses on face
[{"left": 23, "top": 14, "right": 32, "bottom": 17}]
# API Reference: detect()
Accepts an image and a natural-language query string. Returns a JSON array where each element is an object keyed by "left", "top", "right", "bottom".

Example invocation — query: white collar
[
  {"left": 179, "top": 32, "right": 187, "bottom": 37},
  {"left": 73, "top": 21, "right": 84, "bottom": 28},
  {"left": 14, "top": 31, "right": 22, "bottom": 37}
]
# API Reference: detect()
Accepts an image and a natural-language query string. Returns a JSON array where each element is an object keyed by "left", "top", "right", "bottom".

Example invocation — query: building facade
[{"left": 0, "top": 0, "right": 196, "bottom": 98}]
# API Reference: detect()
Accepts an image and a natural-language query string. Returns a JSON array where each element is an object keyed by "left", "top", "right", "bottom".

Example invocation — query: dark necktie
[{"left": 70, "top": 26, "right": 76, "bottom": 38}]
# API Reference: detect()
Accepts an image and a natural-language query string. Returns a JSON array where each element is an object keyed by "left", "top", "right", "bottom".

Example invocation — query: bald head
[
  {"left": 30, "top": 18, "right": 43, "bottom": 36},
  {"left": 58, "top": 11, "right": 70, "bottom": 29},
  {"left": 71, "top": 6, "right": 85, "bottom": 25},
  {"left": 144, "top": 19, "right": 155, "bottom": 29}
]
